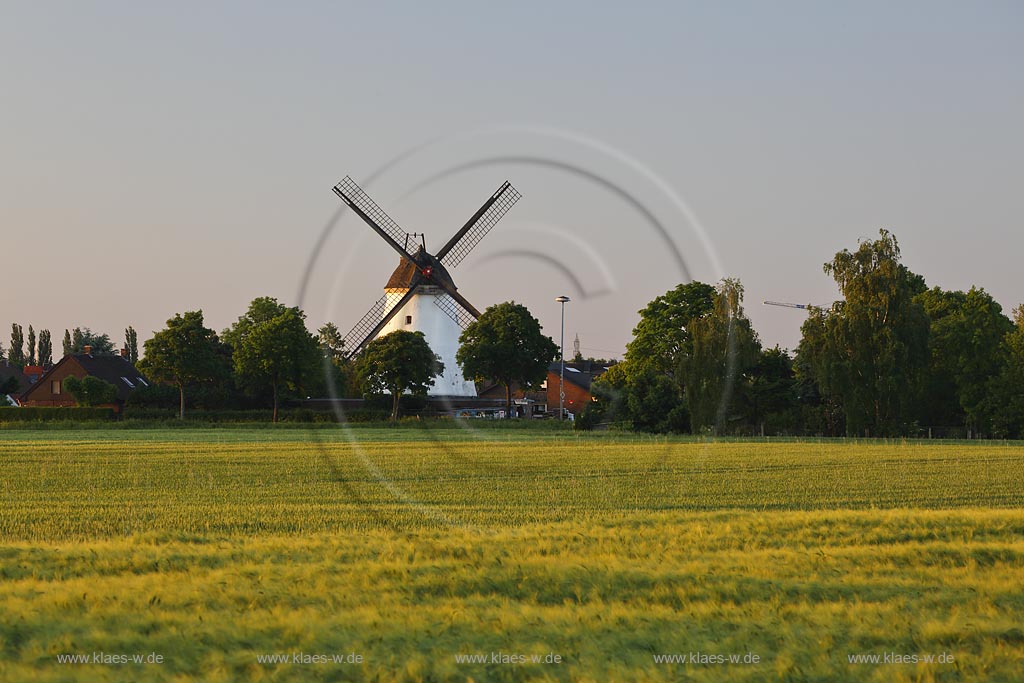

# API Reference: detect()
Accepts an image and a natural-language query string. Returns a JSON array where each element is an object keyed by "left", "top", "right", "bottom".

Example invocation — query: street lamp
[{"left": 555, "top": 296, "right": 571, "bottom": 420}]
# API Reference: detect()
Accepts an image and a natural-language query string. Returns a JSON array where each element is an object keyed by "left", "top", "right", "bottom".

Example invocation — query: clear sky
[{"left": 3, "top": 2, "right": 1021, "bottom": 358}]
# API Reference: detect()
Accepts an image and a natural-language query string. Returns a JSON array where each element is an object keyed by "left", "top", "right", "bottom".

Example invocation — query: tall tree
[
  {"left": 678, "top": 278, "right": 761, "bottom": 434},
  {"left": 37, "top": 329, "right": 53, "bottom": 367},
  {"left": 26, "top": 326, "right": 36, "bottom": 365},
  {"left": 456, "top": 302, "right": 558, "bottom": 418},
  {"left": 356, "top": 330, "right": 442, "bottom": 420},
  {"left": 748, "top": 346, "right": 798, "bottom": 435},
  {"left": 125, "top": 326, "right": 139, "bottom": 364},
  {"left": 915, "top": 286, "right": 1013, "bottom": 434},
  {"left": 984, "top": 305, "right": 1024, "bottom": 438},
  {"left": 226, "top": 298, "right": 321, "bottom": 422},
  {"left": 798, "top": 229, "right": 929, "bottom": 436},
  {"left": 626, "top": 281, "right": 716, "bottom": 377},
  {"left": 318, "top": 322, "right": 345, "bottom": 363},
  {"left": 9, "top": 324, "right": 24, "bottom": 368},
  {"left": 139, "top": 311, "right": 230, "bottom": 420},
  {"left": 318, "top": 322, "right": 352, "bottom": 398},
  {"left": 62, "top": 329, "right": 72, "bottom": 357}
]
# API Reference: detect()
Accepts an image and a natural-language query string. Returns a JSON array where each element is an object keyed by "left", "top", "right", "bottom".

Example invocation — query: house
[
  {"left": 545, "top": 360, "right": 613, "bottom": 417},
  {"left": 473, "top": 360, "right": 614, "bottom": 418},
  {"left": 0, "top": 361, "right": 31, "bottom": 404},
  {"left": 19, "top": 346, "right": 150, "bottom": 409}
]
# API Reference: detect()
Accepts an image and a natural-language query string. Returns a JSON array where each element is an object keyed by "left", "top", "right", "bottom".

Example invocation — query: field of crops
[{"left": 2, "top": 427, "right": 1023, "bottom": 681}]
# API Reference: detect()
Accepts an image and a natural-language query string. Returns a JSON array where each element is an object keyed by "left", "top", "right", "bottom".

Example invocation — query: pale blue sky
[{"left": 3, "top": 2, "right": 1021, "bottom": 357}]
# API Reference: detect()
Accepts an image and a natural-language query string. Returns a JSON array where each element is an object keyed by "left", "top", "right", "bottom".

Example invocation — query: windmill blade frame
[
  {"left": 436, "top": 181, "right": 521, "bottom": 268},
  {"left": 333, "top": 176, "right": 419, "bottom": 264},
  {"left": 433, "top": 293, "right": 476, "bottom": 330},
  {"left": 341, "top": 287, "right": 421, "bottom": 359}
]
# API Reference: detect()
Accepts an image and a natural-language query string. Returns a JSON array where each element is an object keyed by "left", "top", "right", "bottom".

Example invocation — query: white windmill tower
[{"left": 333, "top": 176, "right": 522, "bottom": 397}]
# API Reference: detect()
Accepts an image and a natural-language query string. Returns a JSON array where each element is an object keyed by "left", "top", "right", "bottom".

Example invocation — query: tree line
[
  {"left": 131, "top": 298, "right": 556, "bottom": 422},
  {"left": 6, "top": 229, "right": 1021, "bottom": 435},
  {"left": 2, "top": 325, "right": 140, "bottom": 369},
  {"left": 579, "top": 230, "right": 1024, "bottom": 438}
]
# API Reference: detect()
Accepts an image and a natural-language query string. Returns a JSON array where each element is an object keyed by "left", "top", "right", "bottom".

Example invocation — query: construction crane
[{"left": 763, "top": 300, "right": 813, "bottom": 310}]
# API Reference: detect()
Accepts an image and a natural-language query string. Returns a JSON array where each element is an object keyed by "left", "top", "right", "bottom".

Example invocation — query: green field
[{"left": 1, "top": 427, "right": 1023, "bottom": 682}]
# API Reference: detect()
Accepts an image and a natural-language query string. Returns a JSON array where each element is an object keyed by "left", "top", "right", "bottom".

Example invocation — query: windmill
[{"left": 333, "top": 176, "right": 522, "bottom": 396}]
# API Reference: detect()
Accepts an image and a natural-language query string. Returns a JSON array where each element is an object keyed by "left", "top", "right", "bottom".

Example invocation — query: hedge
[
  {"left": 0, "top": 406, "right": 116, "bottom": 422},
  {"left": 120, "top": 408, "right": 390, "bottom": 423}
]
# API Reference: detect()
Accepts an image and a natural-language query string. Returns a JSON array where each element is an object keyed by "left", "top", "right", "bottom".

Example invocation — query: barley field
[{"left": 1, "top": 427, "right": 1023, "bottom": 682}]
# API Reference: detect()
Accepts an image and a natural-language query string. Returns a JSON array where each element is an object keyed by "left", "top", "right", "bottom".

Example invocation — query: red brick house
[
  {"left": 19, "top": 348, "right": 150, "bottom": 409},
  {"left": 475, "top": 361, "right": 613, "bottom": 418},
  {"left": 545, "top": 361, "right": 612, "bottom": 417}
]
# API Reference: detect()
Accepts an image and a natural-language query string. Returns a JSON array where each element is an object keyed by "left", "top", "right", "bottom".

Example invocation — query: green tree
[
  {"left": 984, "top": 305, "right": 1024, "bottom": 438},
  {"left": 37, "top": 329, "right": 52, "bottom": 367},
  {"left": 798, "top": 230, "right": 929, "bottom": 436},
  {"left": 62, "top": 329, "right": 72, "bottom": 357},
  {"left": 456, "top": 302, "right": 558, "bottom": 419},
  {"left": 125, "top": 326, "right": 139, "bottom": 364},
  {"left": 26, "top": 326, "right": 36, "bottom": 366},
  {"left": 626, "top": 281, "right": 716, "bottom": 376},
  {"left": 356, "top": 330, "right": 442, "bottom": 420},
  {"left": 319, "top": 322, "right": 353, "bottom": 398},
  {"left": 139, "top": 311, "right": 230, "bottom": 420},
  {"left": 227, "top": 299, "right": 321, "bottom": 422},
  {"left": 69, "top": 327, "right": 115, "bottom": 355},
  {"left": 915, "top": 286, "right": 1012, "bottom": 435},
  {"left": 9, "top": 324, "right": 24, "bottom": 368},
  {"left": 678, "top": 278, "right": 761, "bottom": 434},
  {"left": 64, "top": 376, "right": 118, "bottom": 406},
  {"left": 746, "top": 346, "right": 798, "bottom": 435}
]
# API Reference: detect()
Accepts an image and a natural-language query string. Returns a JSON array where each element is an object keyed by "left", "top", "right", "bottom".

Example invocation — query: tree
[
  {"left": 797, "top": 230, "right": 929, "bottom": 436},
  {"left": 319, "top": 322, "right": 354, "bottom": 398},
  {"left": 8, "top": 324, "right": 24, "bottom": 368},
  {"left": 62, "top": 330, "right": 72, "bottom": 357},
  {"left": 27, "top": 326, "right": 36, "bottom": 366},
  {"left": 356, "top": 330, "right": 443, "bottom": 420},
  {"left": 125, "top": 326, "right": 139, "bottom": 364},
  {"left": 985, "top": 305, "right": 1024, "bottom": 438},
  {"left": 69, "top": 327, "right": 115, "bottom": 355},
  {"left": 626, "top": 281, "right": 716, "bottom": 376},
  {"left": 226, "top": 298, "right": 321, "bottom": 422},
  {"left": 678, "top": 278, "right": 761, "bottom": 434},
  {"left": 138, "top": 311, "right": 230, "bottom": 420},
  {"left": 37, "top": 329, "right": 52, "bottom": 367},
  {"left": 915, "top": 286, "right": 1012, "bottom": 435},
  {"left": 64, "top": 376, "right": 118, "bottom": 407},
  {"left": 318, "top": 322, "right": 345, "bottom": 362},
  {"left": 748, "top": 346, "right": 798, "bottom": 435},
  {"left": 456, "top": 302, "right": 558, "bottom": 419}
]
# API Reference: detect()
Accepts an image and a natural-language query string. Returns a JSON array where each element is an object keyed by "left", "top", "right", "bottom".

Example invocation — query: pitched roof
[
  {"left": 20, "top": 354, "right": 151, "bottom": 403},
  {"left": 385, "top": 257, "right": 417, "bottom": 290},
  {"left": 74, "top": 354, "right": 151, "bottom": 401}
]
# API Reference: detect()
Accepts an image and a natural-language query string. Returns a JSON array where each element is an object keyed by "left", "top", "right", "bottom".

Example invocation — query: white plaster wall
[{"left": 380, "top": 287, "right": 478, "bottom": 396}]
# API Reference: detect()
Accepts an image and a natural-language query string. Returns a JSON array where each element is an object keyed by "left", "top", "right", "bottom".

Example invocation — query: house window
[
  {"left": 405, "top": 315, "right": 413, "bottom": 325},
  {"left": 136, "top": 377, "right": 148, "bottom": 386},
  {"left": 52, "top": 380, "right": 61, "bottom": 395},
  {"left": 121, "top": 377, "right": 135, "bottom": 388}
]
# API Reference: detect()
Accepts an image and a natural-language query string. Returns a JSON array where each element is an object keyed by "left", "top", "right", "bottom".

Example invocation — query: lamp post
[{"left": 555, "top": 296, "right": 570, "bottom": 420}]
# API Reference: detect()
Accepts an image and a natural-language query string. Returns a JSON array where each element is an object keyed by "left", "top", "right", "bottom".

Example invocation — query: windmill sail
[
  {"left": 341, "top": 288, "right": 419, "bottom": 359},
  {"left": 333, "top": 176, "right": 417, "bottom": 259},
  {"left": 436, "top": 181, "right": 521, "bottom": 268},
  {"left": 433, "top": 293, "right": 475, "bottom": 330}
]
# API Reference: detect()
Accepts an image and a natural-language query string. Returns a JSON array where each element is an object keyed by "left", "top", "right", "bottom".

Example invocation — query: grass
[{"left": 1, "top": 427, "right": 1022, "bottom": 681}]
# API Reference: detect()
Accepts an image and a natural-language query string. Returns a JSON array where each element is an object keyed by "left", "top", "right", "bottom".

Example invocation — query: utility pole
[{"left": 555, "top": 296, "right": 570, "bottom": 419}]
